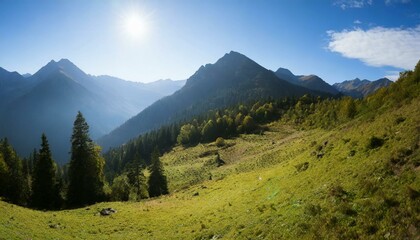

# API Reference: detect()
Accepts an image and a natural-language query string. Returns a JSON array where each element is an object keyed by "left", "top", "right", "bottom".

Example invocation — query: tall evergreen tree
[
  {"left": 31, "top": 134, "right": 59, "bottom": 209},
  {"left": 148, "top": 147, "right": 168, "bottom": 197},
  {"left": 0, "top": 138, "right": 26, "bottom": 205},
  {"left": 0, "top": 153, "right": 8, "bottom": 197},
  {"left": 67, "top": 111, "right": 105, "bottom": 207}
]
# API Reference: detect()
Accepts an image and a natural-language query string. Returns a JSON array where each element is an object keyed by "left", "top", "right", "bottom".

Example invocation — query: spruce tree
[
  {"left": 67, "top": 112, "right": 105, "bottom": 207},
  {"left": 31, "top": 134, "right": 59, "bottom": 209},
  {"left": 148, "top": 147, "right": 168, "bottom": 197},
  {"left": 0, "top": 138, "right": 26, "bottom": 205},
  {"left": 0, "top": 153, "right": 8, "bottom": 197}
]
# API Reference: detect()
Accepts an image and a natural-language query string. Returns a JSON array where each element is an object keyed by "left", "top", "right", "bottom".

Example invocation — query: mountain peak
[
  {"left": 274, "top": 67, "right": 298, "bottom": 83},
  {"left": 33, "top": 58, "right": 87, "bottom": 82},
  {"left": 0, "top": 66, "right": 24, "bottom": 81},
  {"left": 226, "top": 50, "right": 249, "bottom": 59},
  {"left": 333, "top": 77, "right": 393, "bottom": 98},
  {"left": 186, "top": 51, "right": 263, "bottom": 88}
]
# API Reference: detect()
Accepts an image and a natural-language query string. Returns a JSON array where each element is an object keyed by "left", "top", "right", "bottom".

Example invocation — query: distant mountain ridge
[
  {"left": 0, "top": 60, "right": 184, "bottom": 163},
  {"left": 0, "top": 52, "right": 393, "bottom": 163},
  {"left": 274, "top": 68, "right": 339, "bottom": 95},
  {"left": 333, "top": 77, "right": 393, "bottom": 98},
  {"left": 98, "top": 51, "right": 333, "bottom": 150}
]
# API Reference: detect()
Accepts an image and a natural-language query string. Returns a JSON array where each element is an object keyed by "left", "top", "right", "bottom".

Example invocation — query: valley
[
  {"left": 1, "top": 1, "right": 419, "bottom": 238},
  {"left": 1, "top": 87, "right": 419, "bottom": 239}
]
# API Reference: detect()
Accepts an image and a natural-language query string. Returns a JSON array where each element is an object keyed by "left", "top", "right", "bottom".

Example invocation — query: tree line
[
  {"left": 3, "top": 60, "right": 418, "bottom": 209},
  {"left": 0, "top": 111, "right": 168, "bottom": 209},
  {"left": 104, "top": 58, "right": 420, "bottom": 182},
  {"left": 103, "top": 97, "right": 302, "bottom": 178}
]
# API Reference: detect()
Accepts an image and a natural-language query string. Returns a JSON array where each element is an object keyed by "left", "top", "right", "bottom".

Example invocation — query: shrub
[
  {"left": 304, "top": 203, "right": 322, "bottom": 216},
  {"left": 366, "top": 136, "right": 384, "bottom": 150},
  {"left": 110, "top": 175, "right": 131, "bottom": 201},
  {"left": 395, "top": 116, "right": 406, "bottom": 124},
  {"left": 215, "top": 137, "right": 225, "bottom": 147},
  {"left": 329, "top": 184, "right": 350, "bottom": 201},
  {"left": 295, "top": 162, "right": 309, "bottom": 172}
]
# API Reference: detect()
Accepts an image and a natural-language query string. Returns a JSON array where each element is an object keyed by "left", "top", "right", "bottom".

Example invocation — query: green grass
[{"left": 1, "top": 98, "right": 419, "bottom": 239}]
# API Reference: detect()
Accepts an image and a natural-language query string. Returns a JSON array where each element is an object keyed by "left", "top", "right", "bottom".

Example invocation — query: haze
[{"left": 1, "top": 0, "right": 419, "bottom": 83}]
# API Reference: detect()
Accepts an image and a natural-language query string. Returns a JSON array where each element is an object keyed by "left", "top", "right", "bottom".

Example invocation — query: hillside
[
  {"left": 98, "top": 51, "right": 329, "bottom": 150},
  {"left": 0, "top": 60, "right": 184, "bottom": 163},
  {"left": 0, "top": 67, "right": 30, "bottom": 109},
  {"left": 1, "top": 65, "right": 418, "bottom": 239}
]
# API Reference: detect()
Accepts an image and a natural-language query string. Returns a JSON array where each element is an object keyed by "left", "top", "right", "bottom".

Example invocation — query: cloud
[
  {"left": 354, "top": 20, "right": 362, "bottom": 24},
  {"left": 384, "top": 71, "right": 401, "bottom": 81},
  {"left": 334, "top": 0, "right": 373, "bottom": 9},
  {"left": 327, "top": 25, "right": 420, "bottom": 69},
  {"left": 385, "top": 0, "right": 411, "bottom": 5}
]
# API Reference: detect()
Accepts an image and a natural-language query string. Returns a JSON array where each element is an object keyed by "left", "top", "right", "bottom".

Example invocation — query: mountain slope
[
  {"left": 1, "top": 69, "right": 117, "bottom": 162},
  {"left": 98, "top": 51, "right": 329, "bottom": 150},
  {"left": 274, "top": 68, "right": 339, "bottom": 95},
  {"left": 297, "top": 75, "right": 339, "bottom": 95},
  {"left": 0, "top": 60, "right": 184, "bottom": 163},
  {"left": 1, "top": 81, "right": 418, "bottom": 239},
  {"left": 274, "top": 67, "right": 299, "bottom": 83},
  {"left": 333, "top": 77, "right": 393, "bottom": 98},
  {"left": 0, "top": 67, "right": 30, "bottom": 108}
]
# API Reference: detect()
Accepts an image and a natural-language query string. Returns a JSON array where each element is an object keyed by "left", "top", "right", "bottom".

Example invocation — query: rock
[
  {"left": 100, "top": 208, "right": 117, "bottom": 216},
  {"left": 193, "top": 192, "right": 199, "bottom": 196},
  {"left": 49, "top": 223, "right": 60, "bottom": 229}
]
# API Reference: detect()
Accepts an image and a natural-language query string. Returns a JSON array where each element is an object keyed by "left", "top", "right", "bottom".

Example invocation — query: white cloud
[
  {"left": 385, "top": 0, "right": 411, "bottom": 5},
  {"left": 354, "top": 20, "right": 362, "bottom": 24},
  {"left": 384, "top": 71, "right": 401, "bottom": 81},
  {"left": 334, "top": 0, "right": 373, "bottom": 9},
  {"left": 327, "top": 25, "right": 420, "bottom": 69}
]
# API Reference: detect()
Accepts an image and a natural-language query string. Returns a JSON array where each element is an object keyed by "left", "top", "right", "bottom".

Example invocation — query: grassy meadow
[{"left": 1, "top": 97, "right": 419, "bottom": 239}]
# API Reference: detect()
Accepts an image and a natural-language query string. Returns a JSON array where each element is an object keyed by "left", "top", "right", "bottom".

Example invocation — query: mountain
[
  {"left": 0, "top": 67, "right": 30, "bottom": 109},
  {"left": 0, "top": 60, "right": 184, "bottom": 163},
  {"left": 333, "top": 77, "right": 393, "bottom": 98},
  {"left": 98, "top": 51, "right": 330, "bottom": 150},
  {"left": 274, "top": 68, "right": 339, "bottom": 95},
  {"left": 297, "top": 75, "right": 339, "bottom": 95},
  {"left": 2, "top": 61, "right": 419, "bottom": 240},
  {"left": 142, "top": 79, "right": 186, "bottom": 96},
  {"left": 274, "top": 67, "right": 299, "bottom": 83}
]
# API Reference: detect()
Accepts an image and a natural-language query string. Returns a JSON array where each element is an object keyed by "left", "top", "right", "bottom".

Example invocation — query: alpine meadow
[{"left": 0, "top": 1, "right": 419, "bottom": 239}]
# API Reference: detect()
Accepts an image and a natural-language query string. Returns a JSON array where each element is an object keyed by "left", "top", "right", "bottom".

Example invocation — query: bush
[
  {"left": 395, "top": 116, "right": 406, "bottom": 124},
  {"left": 111, "top": 175, "right": 131, "bottom": 201},
  {"left": 215, "top": 137, "right": 225, "bottom": 147},
  {"left": 304, "top": 203, "right": 322, "bottom": 216},
  {"left": 366, "top": 136, "right": 384, "bottom": 150},
  {"left": 295, "top": 162, "right": 309, "bottom": 172}
]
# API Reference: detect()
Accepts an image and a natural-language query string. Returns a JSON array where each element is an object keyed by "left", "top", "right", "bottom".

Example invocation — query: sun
[{"left": 122, "top": 12, "right": 149, "bottom": 40}]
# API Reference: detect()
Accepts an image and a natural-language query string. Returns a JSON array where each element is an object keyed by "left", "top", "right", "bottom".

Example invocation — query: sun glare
[{"left": 122, "top": 11, "right": 149, "bottom": 40}]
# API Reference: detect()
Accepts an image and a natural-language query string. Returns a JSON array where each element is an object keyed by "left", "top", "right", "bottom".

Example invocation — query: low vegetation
[{"left": 0, "top": 62, "right": 419, "bottom": 238}]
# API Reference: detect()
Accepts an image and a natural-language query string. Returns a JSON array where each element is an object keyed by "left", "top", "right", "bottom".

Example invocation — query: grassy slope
[{"left": 1, "top": 98, "right": 419, "bottom": 239}]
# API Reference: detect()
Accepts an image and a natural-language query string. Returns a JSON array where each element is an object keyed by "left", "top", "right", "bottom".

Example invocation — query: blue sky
[{"left": 0, "top": 0, "right": 419, "bottom": 83}]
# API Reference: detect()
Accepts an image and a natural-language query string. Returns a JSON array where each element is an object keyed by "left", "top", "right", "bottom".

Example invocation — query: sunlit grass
[{"left": 1, "top": 98, "right": 419, "bottom": 239}]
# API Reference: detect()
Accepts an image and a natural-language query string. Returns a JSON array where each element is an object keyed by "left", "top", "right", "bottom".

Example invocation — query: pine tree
[
  {"left": 31, "top": 134, "right": 59, "bottom": 209},
  {"left": 0, "top": 152, "right": 8, "bottom": 197},
  {"left": 67, "top": 111, "right": 106, "bottom": 207},
  {"left": 0, "top": 138, "right": 26, "bottom": 205},
  {"left": 148, "top": 147, "right": 168, "bottom": 197}
]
